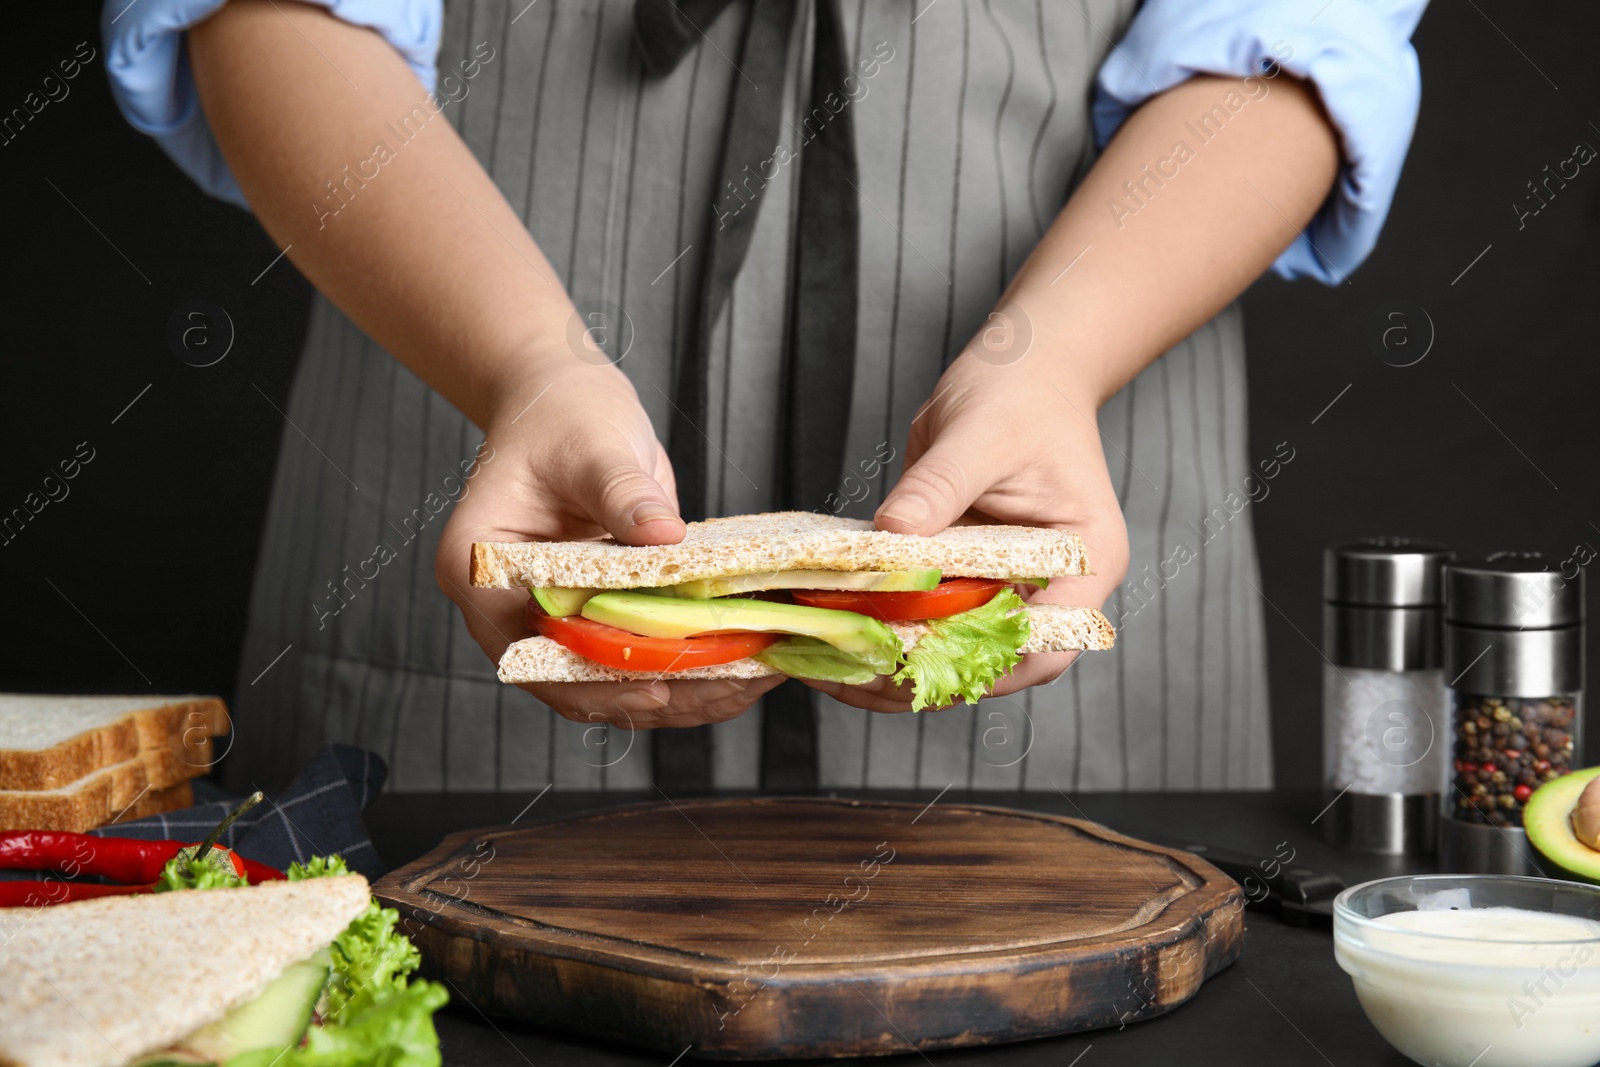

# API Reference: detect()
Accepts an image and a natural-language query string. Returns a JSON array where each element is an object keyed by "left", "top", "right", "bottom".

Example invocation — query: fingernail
[
  {"left": 692, "top": 680, "right": 745, "bottom": 703},
  {"left": 631, "top": 502, "right": 679, "bottom": 526},
  {"left": 880, "top": 495, "right": 929, "bottom": 529},
  {"left": 617, "top": 689, "right": 669, "bottom": 714}
]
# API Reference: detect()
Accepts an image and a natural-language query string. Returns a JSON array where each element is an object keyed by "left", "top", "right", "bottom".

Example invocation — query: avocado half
[{"left": 1525, "top": 766, "right": 1600, "bottom": 884}]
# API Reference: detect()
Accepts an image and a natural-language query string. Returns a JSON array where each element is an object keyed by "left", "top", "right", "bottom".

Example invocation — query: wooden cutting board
[{"left": 374, "top": 797, "right": 1243, "bottom": 1059}]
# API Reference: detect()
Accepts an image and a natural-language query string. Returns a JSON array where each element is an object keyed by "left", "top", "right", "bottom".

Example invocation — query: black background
[{"left": 1, "top": 2, "right": 1595, "bottom": 791}]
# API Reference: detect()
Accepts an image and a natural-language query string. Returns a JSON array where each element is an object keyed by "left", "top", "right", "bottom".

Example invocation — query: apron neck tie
[{"left": 634, "top": 0, "right": 860, "bottom": 793}]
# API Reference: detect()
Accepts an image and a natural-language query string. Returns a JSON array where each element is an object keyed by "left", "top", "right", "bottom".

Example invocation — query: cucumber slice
[
  {"left": 668, "top": 568, "right": 941, "bottom": 598},
  {"left": 175, "top": 951, "right": 330, "bottom": 1062},
  {"left": 529, "top": 586, "right": 598, "bottom": 617}
]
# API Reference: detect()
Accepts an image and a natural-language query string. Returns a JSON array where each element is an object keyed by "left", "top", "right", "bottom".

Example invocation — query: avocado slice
[
  {"left": 173, "top": 951, "right": 331, "bottom": 1062},
  {"left": 581, "top": 591, "right": 902, "bottom": 673},
  {"left": 1525, "top": 766, "right": 1600, "bottom": 884},
  {"left": 530, "top": 586, "right": 598, "bottom": 617},
  {"left": 667, "top": 568, "right": 941, "bottom": 599}
]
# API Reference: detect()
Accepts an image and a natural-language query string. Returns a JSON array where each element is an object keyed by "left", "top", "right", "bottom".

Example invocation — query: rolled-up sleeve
[
  {"left": 1094, "top": 0, "right": 1428, "bottom": 285},
  {"left": 102, "top": 0, "right": 442, "bottom": 208}
]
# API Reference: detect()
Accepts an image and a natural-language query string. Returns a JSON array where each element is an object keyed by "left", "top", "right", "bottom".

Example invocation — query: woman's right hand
[{"left": 435, "top": 359, "right": 785, "bottom": 730}]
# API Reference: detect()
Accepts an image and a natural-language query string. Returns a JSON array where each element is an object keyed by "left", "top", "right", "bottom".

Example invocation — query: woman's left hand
[{"left": 799, "top": 330, "right": 1130, "bottom": 714}]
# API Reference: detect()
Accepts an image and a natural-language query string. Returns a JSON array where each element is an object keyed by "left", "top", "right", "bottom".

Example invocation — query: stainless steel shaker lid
[
  {"left": 1323, "top": 538, "right": 1453, "bottom": 606},
  {"left": 1446, "top": 552, "right": 1584, "bottom": 629}
]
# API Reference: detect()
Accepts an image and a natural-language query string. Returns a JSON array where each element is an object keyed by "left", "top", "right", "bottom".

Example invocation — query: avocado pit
[{"left": 1571, "top": 776, "right": 1600, "bottom": 851}]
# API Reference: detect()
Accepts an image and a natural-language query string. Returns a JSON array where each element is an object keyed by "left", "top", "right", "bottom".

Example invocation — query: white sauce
[{"left": 1336, "top": 906, "right": 1600, "bottom": 1067}]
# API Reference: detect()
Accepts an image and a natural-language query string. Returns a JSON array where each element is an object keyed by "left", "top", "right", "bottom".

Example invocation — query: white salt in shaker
[{"left": 1321, "top": 539, "right": 1453, "bottom": 854}]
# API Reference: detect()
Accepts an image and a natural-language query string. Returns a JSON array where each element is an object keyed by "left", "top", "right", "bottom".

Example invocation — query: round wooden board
[{"left": 374, "top": 797, "right": 1244, "bottom": 1059}]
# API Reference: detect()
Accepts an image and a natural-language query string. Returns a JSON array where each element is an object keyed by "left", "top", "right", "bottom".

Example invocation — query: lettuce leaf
[
  {"left": 222, "top": 980, "right": 448, "bottom": 1067},
  {"left": 287, "top": 857, "right": 434, "bottom": 1024},
  {"left": 323, "top": 898, "right": 426, "bottom": 1021},
  {"left": 752, "top": 636, "right": 884, "bottom": 685},
  {"left": 892, "top": 588, "right": 1030, "bottom": 711},
  {"left": 254, "top": 980, "right": 448, "bottom": 1067},
  {"left": 153, "top": 848, "right": 248, "bottom": 892},
  {"left": 287, "top": 855, "right": 351, "bottom": 880}
]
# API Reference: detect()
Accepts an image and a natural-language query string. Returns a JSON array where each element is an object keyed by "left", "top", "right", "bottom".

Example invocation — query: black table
[{"left": 365, "top": 789, "right": 1423, "bottom": 1067}]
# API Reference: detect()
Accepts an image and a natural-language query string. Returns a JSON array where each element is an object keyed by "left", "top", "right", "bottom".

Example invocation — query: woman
[{"left": 105, "top": 0, "right": 1424, "bottom": 793}]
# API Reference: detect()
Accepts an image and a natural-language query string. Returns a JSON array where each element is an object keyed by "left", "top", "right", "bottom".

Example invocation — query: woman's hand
[
  {"left": 435, "top": 359, "right": 785, "bottom": 730},
  {"left": 799, "top": 338, "right": 1130, "bottom": 714},
  {"left": 188, "top": 2, "right": 780, "bottom": 730},
  {"left": 801, "top": 70, "right": 1340, "bottom": 715}
]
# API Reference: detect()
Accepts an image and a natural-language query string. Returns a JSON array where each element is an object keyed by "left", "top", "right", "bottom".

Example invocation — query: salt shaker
[
  {"left": 1321, "top": 539, "right": 1453, "bottom": 854},
  {"left": 1441, "top": 553, "right": 1585, "bottom": 875}
]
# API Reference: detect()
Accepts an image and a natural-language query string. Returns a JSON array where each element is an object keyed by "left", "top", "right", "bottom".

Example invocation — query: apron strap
[{"left": 634, "top": 0, "right": 859, "bottom": 792}]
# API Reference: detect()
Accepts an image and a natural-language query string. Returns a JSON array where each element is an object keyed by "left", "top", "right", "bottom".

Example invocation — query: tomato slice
[
  {"left": 789, "top": 578, "right": 1008, "bottom": 622},
  {"left": 528, "top": 600, "right": 778, "bottom": 672}
]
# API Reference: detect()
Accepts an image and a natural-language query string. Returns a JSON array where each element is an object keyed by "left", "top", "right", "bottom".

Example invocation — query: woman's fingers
[
  {"left": 803, "top": 674, "right": 942, "bottom": 715},
  {"left": 875, "top": 426, "right": 991, "bottom": 536},
  {"left": 523, "top": 674, "right": 786, "bottom": 728},
  {"left": 575, "top": 438, "right": 686, "bottom": 546},
  {"left": 986, "top": 650, "right": 1076, "bottom": 699},
  {"left": 806, "top": 651, "right": 1070, "bottom": 713}
]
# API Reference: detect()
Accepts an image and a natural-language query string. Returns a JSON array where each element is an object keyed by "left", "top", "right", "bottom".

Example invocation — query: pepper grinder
[
  {"left": 1440, "top": 553, "right": 1585, "bottom": 875},
  {"left": 1321, "top": 539, "right": 1453, "bottom": 854}
]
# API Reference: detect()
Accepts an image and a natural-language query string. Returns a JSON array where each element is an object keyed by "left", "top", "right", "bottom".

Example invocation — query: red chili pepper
[
  {"left": 0, "top": 832, "right": 283, "bottom": 886},
  {"left": 0, "top": 880, "right": 149, "bottom": 907}
]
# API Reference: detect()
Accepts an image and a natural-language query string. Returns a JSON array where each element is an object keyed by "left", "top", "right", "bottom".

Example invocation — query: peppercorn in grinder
[
  {"left": 1441, "top": 553, "right": 1585, "bottom": 875},
  {"left": 1321, "top": 539, "right": 1453, "bottom": 855}
]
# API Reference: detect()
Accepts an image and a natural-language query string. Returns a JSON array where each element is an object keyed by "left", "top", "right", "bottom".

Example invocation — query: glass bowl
[{"left": 1334, "top": 874, "right": 1600, "bottom": 1067}]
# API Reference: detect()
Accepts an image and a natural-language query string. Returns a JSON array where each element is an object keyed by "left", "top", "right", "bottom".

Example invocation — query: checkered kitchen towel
[{"left": 88, "top": 744, "right": 387, "bottom": 878}]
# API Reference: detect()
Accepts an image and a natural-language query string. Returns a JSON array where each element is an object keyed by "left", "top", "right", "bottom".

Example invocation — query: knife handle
[{"left": 1178, "top": 842, "right": 1345, "bottom": 927}]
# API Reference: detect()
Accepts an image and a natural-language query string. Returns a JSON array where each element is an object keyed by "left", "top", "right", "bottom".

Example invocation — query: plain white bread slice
[
  {"left": 472, "top": 512, "right": 1090, "bottom": 590},
  {"left": 0, "top": 694, "right": 229, "bottom": 792},
  {"left": 0, "top": 875, "right": 370, "bottom": 1067},
  {"left": 495, "top": 605, "right": 1114, "bottom": 683},
  {"left": 0, "top": 751, "right": 200, "bottom": 833}
]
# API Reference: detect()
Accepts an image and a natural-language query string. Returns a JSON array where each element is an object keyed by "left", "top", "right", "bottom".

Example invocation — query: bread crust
[
  {"left": 472, "top": 513, "right": 1090, "bottom": 589},
  {"left": 495, "top": 605, "right": 1114, "bottom": 684},
  {"left": 0, "top": 696, "right": 229, "bottom": 792},
  {"left": 0, "top": 748, "right": 211, "bottom": 833}
]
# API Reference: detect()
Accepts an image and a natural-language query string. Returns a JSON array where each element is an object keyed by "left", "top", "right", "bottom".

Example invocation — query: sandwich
[
  {"left": 472, "top": 512, "right": 1114, "bottom": 710},
  {"left": 0, "top": 693, "right": 231, "bottom": 832},
  {"left": 0, "top": 854, "right": 447, "bottom": 1067}
]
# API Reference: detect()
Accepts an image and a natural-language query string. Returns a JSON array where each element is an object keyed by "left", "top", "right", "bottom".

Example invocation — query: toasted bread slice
[
  {"left": 0, "top": 694, "right": 229, "bottom": 792},
  {"left": 110, "top": 779, "right": 195, "bottom": 825},
  {"left": 0, "top": 746, "right": 212, "bottom": 833},
  {"left": 0, "top": 875, "right": 370, "bottom": 1067},
  {"left": 495, "top": 604, "right": 1114, "bottom": 683},
  {"left": 472, "top": 513, "right": 1091, "bottom": 590}
]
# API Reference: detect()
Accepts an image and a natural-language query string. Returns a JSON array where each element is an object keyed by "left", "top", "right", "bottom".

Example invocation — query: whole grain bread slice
[
  {"left": 495, "top": 604, "right": 1114, "bottom": 683},
  {"left": 472, "top": 512, "right": 1091, "bottom": 590},
  {"left": 0, "top": 745, "right": 214, "bottom": 833},
  {"left": 0, "top": 694, "right": 229, "bottom": 792},
  {"left": 0, "top": 875, "right": 371, "bottom": 1067}
]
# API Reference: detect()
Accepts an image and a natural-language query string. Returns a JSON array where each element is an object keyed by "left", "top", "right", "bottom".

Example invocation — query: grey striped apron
[{"left": 226, "top": 0, "right": 1273, "bottom": 794}]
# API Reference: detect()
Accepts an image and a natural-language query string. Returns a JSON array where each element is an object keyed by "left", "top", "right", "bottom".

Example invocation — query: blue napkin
[{"left": 88, "top": 744, "right": 388, "bottom": 879}]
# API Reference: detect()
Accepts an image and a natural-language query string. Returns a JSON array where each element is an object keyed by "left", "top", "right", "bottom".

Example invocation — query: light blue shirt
[{"left": 103, "top": 0, "right": 1426, "bottom": 285}]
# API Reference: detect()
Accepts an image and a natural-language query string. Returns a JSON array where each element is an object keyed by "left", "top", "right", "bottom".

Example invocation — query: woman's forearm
[
  {"left": 1007, "top": 72, "right": 1341, "bottom": 406},
  {"left": 189, "top": 0, "right": 574, "bottom": 428}
]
